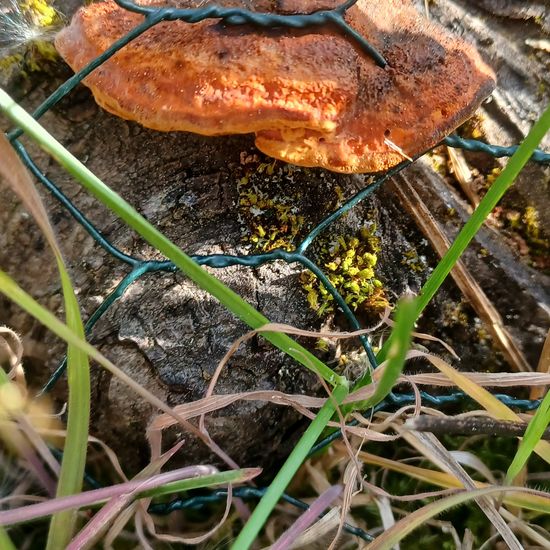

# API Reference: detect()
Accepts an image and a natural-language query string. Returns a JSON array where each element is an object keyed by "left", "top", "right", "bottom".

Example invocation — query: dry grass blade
[
  {"left": 373, "top": 495, "right": 397, "bottom": 546},
  {"left": 366, "top": 486, "right": 549, "bottom": 550},
  {"left": 500, "top": 507, "right": 550, "bottom": 547},
  {"left": 268, "top": 506, "right": 344, "bottom": 550},
  {"left": 36, "top": 429, "right": 129, "bottom": 485},
  {"left": 67, "top": 442, "right": 186, "bottom": 549},
  {"left": 384, "top": 319, "right": 460, "bottom": 359},
  {"left": 137, "top": 484, "right": 234, "bottom": 546},
  {"left": 328, "top": 457, "right": 363, "bottom": 550},
  {"left": 446, "top": 146, "right": 478, "bottom": 207},
  {"left": 390, "top": 174, "right": 531, "bottom": 372},
  {"left": 0, "top": 134, "right": 59, "bottom": 248},
  {"left": 406, "top": 371, "right": 550, "bottom": 387},
  {"left": 357, "top": 448, "right": 550, "bottom": 513},
  {"left": 531, "top": 329, "right": 550, "bottom": 399},
  {"left": 449, "top": 451, "right": 496, "bottom": 483},
  {"left": 152, "top": 317, "right": 390, "bottom": 436},
  {"left": 420, "top": 352, "right": 550, "bottom": 464},
  {"left": 0, "top": 329, "right": 61, "bottom": 487},
  {"left": 150, "top": 390, "right": 329, "bottom": 431},
  {"left": 397, "top": 428, "right": 522, "bottom": 550},
  {"left": 150, "top": 381, "right": 408, "bottom": 445},
  {"left": 196, "top": 320, "right": 383, "bottom": 450},
  {"left": 271, "top": 485, "right": 342, "bottom": 550},
  {"left": 0, "top": 326, "right": 23, "bottom": 378}
]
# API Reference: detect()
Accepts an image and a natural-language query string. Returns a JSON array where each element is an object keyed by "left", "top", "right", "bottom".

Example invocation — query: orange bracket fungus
[{"left": 55, "top": 0, "right": 496, "bottom": 173}]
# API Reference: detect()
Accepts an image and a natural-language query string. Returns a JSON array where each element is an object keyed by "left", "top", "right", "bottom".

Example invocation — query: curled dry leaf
[{"left": 0, "top": 327, "right": 23, "bottom": 379}]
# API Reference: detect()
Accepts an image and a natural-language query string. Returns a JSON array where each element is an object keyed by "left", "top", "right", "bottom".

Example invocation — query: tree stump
[{"left": 0, "top": 0, "right": 548, "bottom": 474}]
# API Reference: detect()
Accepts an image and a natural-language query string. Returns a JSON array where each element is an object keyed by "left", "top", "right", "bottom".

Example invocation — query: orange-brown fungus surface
[{"left": 55, "top": 0, "right": 496, "bottom": 173}]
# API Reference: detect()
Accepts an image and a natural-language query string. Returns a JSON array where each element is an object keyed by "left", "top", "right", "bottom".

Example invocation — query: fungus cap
[{"left": 55, "top": 0, "right": 496, "bottom": 173}]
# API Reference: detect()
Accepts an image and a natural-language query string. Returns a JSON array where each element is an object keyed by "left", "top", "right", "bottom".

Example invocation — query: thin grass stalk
[
  {"left": 231, "top": 383, "right": 349, "bottom": 550},
  {"left": 0, "top": 133, "right": 90, "bottom": 550},
  {"left": 45, "top": 263, "right": 90, "bottom": 550},
  {"left": 507, "top": 388, "right": 550, "bottom": 482},
  {"left": 0, "top": 468, "right": 258, "bottom": 527}
]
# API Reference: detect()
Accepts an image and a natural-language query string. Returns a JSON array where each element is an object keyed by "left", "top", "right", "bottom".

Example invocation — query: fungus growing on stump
[{"left": 55, "top": 0, "right": 496, "bottom": 173}]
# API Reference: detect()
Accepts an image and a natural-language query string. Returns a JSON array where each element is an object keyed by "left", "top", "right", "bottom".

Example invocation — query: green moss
[
  {"left": 315, "top": 338, "right": 329, "bottom": 352},
  {"left": 502, "top": 205, "right": 549, "bottom": 270},
  {"left": 506, "top": 206, "right": 544, "bottom": 239},
  {"left": 475, "top": 323, "right": 490, "bottom": 345},
  {"left": 300, "top": 227, "right": 388, "bottom": 316},
  {"left": 401, "top": 247, "right": 428, "bottom": 274},
  {"left": 0, "top": 53, "right": 24, "bottom": 72},
  {"left": 457, "top": 114, "right": 486, "bottom": 141},
  {"left": 237, "top": 161, "right": 309, "bottom": 252},
  {"left": 0, "top": 1, "right": 60, "bottom": 76},
  {"left": 536, "top": 80, "right": 547, "bottom": 100},
  {"left": 20, "top": 41, "right": 58, "bottom": 73},
  {"left": 523, "top": 205, "right": 540, "bottom": 240},
  {"left": 534, "top": 14, "right": 545, "bottom": 28},
  {"left": 441, "top": 300, "right": 469, "bottom": 328},
  {"left": 236, "top": 158, "right": 387, "bottom": 315},
  {"left": 426, "top": 148, "right": 448, "bottom": 177},
  {"left": 521, "top": 206, "right": 549, "bottom": 266},
  {"left": 446, "top": 207, "right": 457, "bottom": 219},
  {"left": 485, "top": 166, "right": 502, "bottom": 187},
  {"left": 22, "top": 0, "right": 57, "bottom": 27}
]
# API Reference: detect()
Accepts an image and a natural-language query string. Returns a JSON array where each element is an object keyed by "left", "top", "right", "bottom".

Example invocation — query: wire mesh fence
[{"left": 2, "top": 0, "right": 550, "bottom": 537}]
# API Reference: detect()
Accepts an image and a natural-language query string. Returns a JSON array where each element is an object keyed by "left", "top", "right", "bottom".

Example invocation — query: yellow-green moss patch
[
  {"left": 236, "top": 159, "right": 342, "bottom": 252},
  {"left": 0, "top": 1, "right": 60, "bottom": 76},
  {"left": 501, "top": 205, "right": 549, "bottom": 271},
  {"left": 300, "top": 227, "right": 387, "bottom": 316}
]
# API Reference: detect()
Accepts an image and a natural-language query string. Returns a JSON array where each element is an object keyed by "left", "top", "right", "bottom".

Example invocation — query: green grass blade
[
  {"left": 378, "top": 103, "right": 550, "bottom": 363},
  {"left": 231, "top": 382, "right": 349, "bottom": 550},
  {"left": 46, "top": 267, "right": 90, "bottom": 550},
  {"left": 0, "top": 133, "right": 90, "bottom": 550},
  {"left": 507, "top": 389, "right": 550, "bottom": 483},
  {"left": 0, "top": 527, "right": 17, "bottom": 550},
  {"left": 351, "top": 297, "right": 417, "bottom": 396},
  {"left": 138, "top": 469, "right": 256, "bottom": 499},
  {"left": 1, "top": 469, "right": 259, "bottom": 526},
  {"left": 0, "top": 87, "right": 343, "bottom": 388}
]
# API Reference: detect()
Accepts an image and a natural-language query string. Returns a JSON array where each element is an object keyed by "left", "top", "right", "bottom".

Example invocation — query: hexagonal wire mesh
[{"left": 3, "top": 0, "right": 550, "bottom": 536}]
